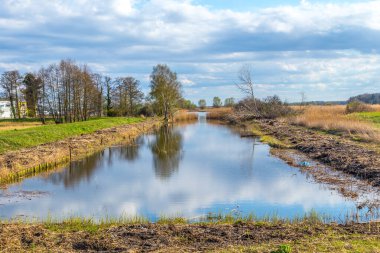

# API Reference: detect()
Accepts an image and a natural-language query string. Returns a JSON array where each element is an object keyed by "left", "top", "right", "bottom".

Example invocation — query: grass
[
  {"left": 289, "top": 105, "right": 380, "bottom": 143},
  {"left": 353, "top": 111, "right": 380, "bottom": 125},
  {"left": 249, "top": 124, "right": 292, "bottom": 149},
  {"left": 1, "top": 212, "right": 379, "bottom": 252},
  {"left": 0, "top": 117, "right": 143, "bottom": 154}
]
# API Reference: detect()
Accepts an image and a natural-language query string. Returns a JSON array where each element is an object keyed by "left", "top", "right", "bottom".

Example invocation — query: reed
[
  {"left": 206, "top": 107, "right": 233, "bottom": 120},
  {"left": 290, "top": 105, "right": 380, "bottom": 142},
  {"left": 173, "top": 110, "right": 198, "bottom": 122}
]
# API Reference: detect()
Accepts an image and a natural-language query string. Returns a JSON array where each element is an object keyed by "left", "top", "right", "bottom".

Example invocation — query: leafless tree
[
  {"left": 236, "top": 64, "right": 255, "bottom": 98},
  {"left": 0, "top": 70, "right": 22, "bottom": 118}
]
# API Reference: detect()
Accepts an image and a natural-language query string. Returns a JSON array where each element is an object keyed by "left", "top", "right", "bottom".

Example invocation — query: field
[
  {"left": 0, "top": 117, "right": 143, "bottom": 154},
  {"left": 289, "top": 105, "right": 380, "bottom": 143}
]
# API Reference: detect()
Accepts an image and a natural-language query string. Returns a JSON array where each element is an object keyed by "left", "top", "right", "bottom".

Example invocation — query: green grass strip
[{"left": 0, "top": 117, "right": 143, "bottom": 154}]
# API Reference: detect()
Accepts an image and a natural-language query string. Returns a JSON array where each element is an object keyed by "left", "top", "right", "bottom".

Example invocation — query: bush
[
  {"left": 234, "top": 95, "right": 294, "bottom": 119},
  {"left": 345, "top": 101, "right": 373, "bottom": 114}
]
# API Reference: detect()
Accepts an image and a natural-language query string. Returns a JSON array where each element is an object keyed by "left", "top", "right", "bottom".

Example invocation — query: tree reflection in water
[
  {"left": 46, "top": 138, "right": 144, "bottom": 188},
  {"left": 118, "top": 137, "right": 144, "bottom": 161},
  {"left": 150, "top": 125, "right": 183, "bottom": 179},
  {"left": 47, "top": 151, "right": 106, "bottom": 188}
]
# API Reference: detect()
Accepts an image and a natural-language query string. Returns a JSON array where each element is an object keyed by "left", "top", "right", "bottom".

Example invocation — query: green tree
[
  {"left": 198, "top": 99, "right": 206, "bottom": 109},
  {"left": 224, "top": 97, "right": 235, "bottom": 107},
  {"left": 150, "top": 64, "right": 182, "bottom": 121},
  {"left": 178, "top": 99, "right": 196, "bottom": 110},
  {"left": 213, "top": 96, "right": 222, "bottom": 108},
  {"left": 22, "top": 73, "right": 42, "bottom": 117}
]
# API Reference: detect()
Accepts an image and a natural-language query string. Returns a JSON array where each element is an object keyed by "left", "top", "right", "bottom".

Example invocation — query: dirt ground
[
  {"left": 0, "top": 222, "right": 379, "bottom": 252},
  {"left": 255, "top": 119, "right": 380, "bottom": 187}
]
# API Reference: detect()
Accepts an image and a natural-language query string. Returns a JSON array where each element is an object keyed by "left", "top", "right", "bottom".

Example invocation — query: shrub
[
  {"left": 346, "top": 101, "right": 373, "bottom": 114},
  {"left": 235, "top": 96, "right": 294, "bottom": 119}
]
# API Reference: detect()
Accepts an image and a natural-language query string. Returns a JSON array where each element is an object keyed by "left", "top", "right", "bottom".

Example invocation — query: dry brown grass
[
  {"left": 0, "top": 121, "right": 44, "bottom": 131},
  {"left": 206, "top": 107, "right": 233, "bottom": 120},
  {"left": 173, "top": 110, "right": 198, "bottom": 122},
  {"left": 289, "top": 105, "right": 380, "bottom": 142}
]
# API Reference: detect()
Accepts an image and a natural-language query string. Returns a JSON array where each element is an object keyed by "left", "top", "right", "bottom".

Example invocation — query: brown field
[{"left": 289, "top": 105, "right": 380, "bottom": 143}]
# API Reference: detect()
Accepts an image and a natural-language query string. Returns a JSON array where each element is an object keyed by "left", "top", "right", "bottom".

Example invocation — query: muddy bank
[
  {"left": 0, "top": 222, "right": 379, "bottom": 252},
  {"left": 254, "top": 119, "right": 380, "bottom": 187},
  {"left": 0, "top": 119, "right": 161, "bottom": 184}
]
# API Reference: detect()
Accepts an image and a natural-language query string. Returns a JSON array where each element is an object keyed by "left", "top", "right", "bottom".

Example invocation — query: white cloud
[{"left": 0, "top": 0, "right": 380, "bottom": 101}]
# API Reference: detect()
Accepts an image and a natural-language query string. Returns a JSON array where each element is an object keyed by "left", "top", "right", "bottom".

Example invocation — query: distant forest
[{"left": 348, "top": 93, "right": 380, "bottom": 104}]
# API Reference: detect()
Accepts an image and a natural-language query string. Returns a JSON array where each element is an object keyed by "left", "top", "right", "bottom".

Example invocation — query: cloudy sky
[{"left": 1, "top": 0, "right": 379, "bottom": 103}]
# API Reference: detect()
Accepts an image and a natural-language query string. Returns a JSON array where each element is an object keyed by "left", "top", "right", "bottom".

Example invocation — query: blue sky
[{"left": 1, "top": 0, "right": 380, "bottom": 104}]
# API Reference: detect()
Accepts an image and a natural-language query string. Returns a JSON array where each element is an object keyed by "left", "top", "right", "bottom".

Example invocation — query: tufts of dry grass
[
  {"left": 206, "top": 107, "right": 233, "bottom": 120},
  {"left": 290, "top": 105, "right": 380, "bottom": 142},
  {"left": 173, "top": 110, "right": 198, "bottom": 122}
]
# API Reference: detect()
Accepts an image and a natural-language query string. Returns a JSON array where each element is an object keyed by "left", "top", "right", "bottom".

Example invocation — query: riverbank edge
[
  {"left": 0, "top": 119, "right": 162, "bottom": 185},
  {"left": 232, "top": 118, "right": 380, "bottom": 188},
  {"left": 0, "top": 218, "right": 379, "bottom": 252}
]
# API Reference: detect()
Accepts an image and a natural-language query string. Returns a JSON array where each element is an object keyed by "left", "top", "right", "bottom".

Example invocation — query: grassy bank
[
  {"left": 1, "top": 214, "right": 379, "bottom": 252},
  {"left": 0, "top": 117, "right": 143, "bottom": 154},
  {"left": 0, "top": 118, "right": 159, "bottom": 184}
]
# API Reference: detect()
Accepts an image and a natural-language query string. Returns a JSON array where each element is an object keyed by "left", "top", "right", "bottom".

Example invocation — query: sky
[{"left": 0, "top": 0, "right": 380, "bottom": 104}]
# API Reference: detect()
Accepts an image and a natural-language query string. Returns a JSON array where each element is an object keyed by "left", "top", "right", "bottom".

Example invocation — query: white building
[{"left": 0, "top": 100, "right": 12, "bottom": 118}]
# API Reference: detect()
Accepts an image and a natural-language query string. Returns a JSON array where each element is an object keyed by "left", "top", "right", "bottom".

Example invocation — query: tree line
[
  {"left": 0, "top": 60, "right": 184, "bottom": 123},
  {"left": 197, "top": 97, "right": 235, "bottom": 109}
]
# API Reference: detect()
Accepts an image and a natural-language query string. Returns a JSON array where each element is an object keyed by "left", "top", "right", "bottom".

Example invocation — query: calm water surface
[{"left": 0, "top": 115, "right": 363, "bottom": 221}]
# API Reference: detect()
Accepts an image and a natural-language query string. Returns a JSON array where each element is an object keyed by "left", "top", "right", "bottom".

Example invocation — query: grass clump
[
  {"left": 0, "top": 117, "right": 143, "bottom": 154},
  {"left": 157, "top": 216, "right": 188, "bottom": 224},
  {"left": 43, "top": 215, "right": 150, "bottom": 233},
  {"left": 260, "top": 135, "right": 291, "bottom": 149},
  {"left": 271, "top": 244, "right": 292, "bottom": 253}
]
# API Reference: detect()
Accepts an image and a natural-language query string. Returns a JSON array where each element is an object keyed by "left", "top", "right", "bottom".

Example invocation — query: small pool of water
[{"left": 0, "top": 116, "right": 369, "bottom": 221}]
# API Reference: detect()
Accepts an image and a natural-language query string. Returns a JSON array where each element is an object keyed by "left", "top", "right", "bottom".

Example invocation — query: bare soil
[{"left": 0, "top": 222, "right": 379, "bottom": 252}]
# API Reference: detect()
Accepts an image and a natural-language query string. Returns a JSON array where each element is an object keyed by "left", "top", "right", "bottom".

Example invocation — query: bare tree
[
  {"left": 235, "top": 64, "right": 260, "bottom": 117},
  {"left": 0, "top": 70, "right": 22, "bottom": 119},
  {"left": 236, "top": 64, "right": 255, "bottom": 98},
  {"left": 113, "top": 77, "right": 143, "bottom": 116},
  {"left": 300, "top": 91, "right": 307, "bottom": 106}
]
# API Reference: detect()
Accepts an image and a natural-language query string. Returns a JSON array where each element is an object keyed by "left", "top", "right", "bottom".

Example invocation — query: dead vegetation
[
  {"left": 173, "top": 110, "right": 198, "bottom": 122},
  {"left": 205, "top": 107, "right": 233, "bottom": 120}
]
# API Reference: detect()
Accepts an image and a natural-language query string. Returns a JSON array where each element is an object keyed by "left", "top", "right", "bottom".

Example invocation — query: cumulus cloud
[{"left": 0, "top": 0, "right": 379, "bottom": 102}]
